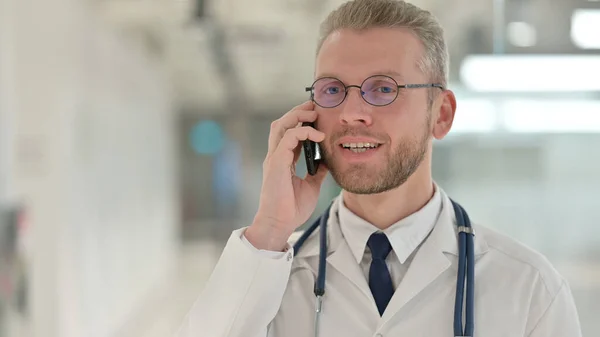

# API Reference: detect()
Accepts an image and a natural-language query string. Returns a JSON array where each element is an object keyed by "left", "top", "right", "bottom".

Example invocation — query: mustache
[{"left": 328, "top": 127, "right": 388, "bottom": 142}]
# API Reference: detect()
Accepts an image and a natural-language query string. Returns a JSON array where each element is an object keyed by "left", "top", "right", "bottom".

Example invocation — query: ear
[{"left": 432, "top": 89, "right": 457, "bottom": 140}]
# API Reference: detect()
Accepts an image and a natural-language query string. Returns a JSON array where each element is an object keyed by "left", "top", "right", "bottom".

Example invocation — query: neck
[{"left": 341, "top": 166, "right": 435, "bottom": 230}]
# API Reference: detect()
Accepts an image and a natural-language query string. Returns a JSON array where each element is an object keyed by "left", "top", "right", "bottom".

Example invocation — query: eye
[
  {"left": 376, "top": 86, "right": 394, "bottom": 93},
  {"left": 325, "top": 86, "right": 341, "bottom": 95},
  {"left": 364, "top": 79, "right": 397, "bottom": 94}
]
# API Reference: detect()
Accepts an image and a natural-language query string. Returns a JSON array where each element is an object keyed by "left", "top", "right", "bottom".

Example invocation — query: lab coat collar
[
  {"left": 379, "top": 189, "right": 489, "bottom": 324},
  {"left": 291, "top": 198, "right": 345, "bottom": 259},
  {"left": 292, "top": 199, "right": 377, "bottom": 304},
  {"left": 435, "top": 188, "right": 489, "bottom": 257},
  {"left": 337, "top": 184, "right": 443, "bottom": 265},
  {"left": 292, "top": 187, "right": 489, "bottom": 259},
  {"left": 291, "top": 187, "right": 490, "bottom": 321}
]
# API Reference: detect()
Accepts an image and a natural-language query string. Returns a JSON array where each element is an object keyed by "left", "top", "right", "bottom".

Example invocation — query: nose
[{"left": 339, "top": 87, "right": 373, "bottom": 126}]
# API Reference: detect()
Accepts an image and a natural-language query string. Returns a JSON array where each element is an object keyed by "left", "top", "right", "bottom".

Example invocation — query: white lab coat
[{"left": 176, "top": 189, "right": 582, "bottom": 337}]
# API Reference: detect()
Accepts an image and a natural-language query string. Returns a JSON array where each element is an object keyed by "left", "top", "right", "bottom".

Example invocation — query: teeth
[{"left": 342, "top": 142, "right": 379, "bottom": 149}]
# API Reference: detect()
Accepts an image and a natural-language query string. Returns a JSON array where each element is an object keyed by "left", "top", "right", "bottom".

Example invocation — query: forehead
[{"left": 315, "top": 27, "right": 424, "bottom": 82}]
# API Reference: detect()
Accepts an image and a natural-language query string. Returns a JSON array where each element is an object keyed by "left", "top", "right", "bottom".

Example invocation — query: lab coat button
[
  {"left": 375, "top": 334, "right": 383, "bottom": 337},
  {"left": 287, "top": 252, "right": 292, "bottom": 261}
]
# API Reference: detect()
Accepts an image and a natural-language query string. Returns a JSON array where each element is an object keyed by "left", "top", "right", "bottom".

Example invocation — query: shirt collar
[{"left": 337, "top": 183, "right": 443, "bottom": 264}]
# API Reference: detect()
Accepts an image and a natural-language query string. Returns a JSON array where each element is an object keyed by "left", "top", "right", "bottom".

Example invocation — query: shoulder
[
  {"left": 284, "top": 228, "right": 319, "bottom": 278},
  {"left": 475, "top": 223, "right": 566, "bottom": 295},
  {"left": 287, "top": 226, "right": 321, "bottom": 259},
  {"left": 287, "top": 203, "right": 338, "bottom": 262}
]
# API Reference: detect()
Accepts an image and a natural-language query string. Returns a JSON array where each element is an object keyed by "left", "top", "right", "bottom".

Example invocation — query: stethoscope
[{"left": 292, "top": 199, "right": 476, "bottom": 337}]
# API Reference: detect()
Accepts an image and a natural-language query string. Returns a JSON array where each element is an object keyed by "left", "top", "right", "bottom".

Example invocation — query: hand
[{"left": 245, "top": 101, "right": 329, "bottom": 251}]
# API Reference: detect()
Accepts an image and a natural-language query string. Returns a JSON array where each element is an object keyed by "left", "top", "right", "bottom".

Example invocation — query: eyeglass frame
[{"left": 304, "top": 75, "right": 445, "bottom": 108}]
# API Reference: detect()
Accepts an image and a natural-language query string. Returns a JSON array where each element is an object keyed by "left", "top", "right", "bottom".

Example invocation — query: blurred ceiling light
[
  {"left": 571, "top": 9, "right": 600, "bottom": 49},
  {"left": 507, "top": 22, "right": 537, "bottom": 47},
  {"left": 460, "top": 55, "right": 600, "bottom": 92},
  {"left": 451, "top": 99, "right": 497, "bottom": 133},
  {"left": 503, "top": 100, "right": 600, "bottom": 133},
  {"left": 447, "top": 98, "right": 600, "bottom": 133}
]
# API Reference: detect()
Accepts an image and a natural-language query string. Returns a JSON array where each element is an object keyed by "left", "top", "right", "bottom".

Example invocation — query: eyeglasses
[{"left": 305, "top": 75, "right": 444, "bottom": 108}]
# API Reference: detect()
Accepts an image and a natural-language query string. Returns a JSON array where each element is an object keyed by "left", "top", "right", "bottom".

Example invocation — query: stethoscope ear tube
[
  {"left": 293, "top": 206, "right": 332, "bottom": 337},
  {"left": 452, "top": 200, "right": 475, "bottom": 337},
  {"left": 464, "top": 209, "right": 475, "bottom": 336},
  {"left": 292, "top": 205, "right": 332, "bottom": 297},
  {"left": 315, "top": 214, "right": 328, "bottom": 296},
  {"left": 293, "top": 218, "right": 321, "bottom": 257}
]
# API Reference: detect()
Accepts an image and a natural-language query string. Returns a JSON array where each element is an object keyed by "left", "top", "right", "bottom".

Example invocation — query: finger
[
  {"left": 290, "top": 100, "right": 315, "bottom": 112},
  {"left": 292, "top": 142, "right": 303, "bottom": 166},
  {"left": 272, "top": 126, "right": 325, "bottom": 166},
  {"left": 305, "top": 161, "right": 329, "bottom": 187},
  {"left": 268, "top": 107, "right": 317, "bottom": 154},
  {"left": 268, "top": 102, "right": 316, "bottom": 153}
]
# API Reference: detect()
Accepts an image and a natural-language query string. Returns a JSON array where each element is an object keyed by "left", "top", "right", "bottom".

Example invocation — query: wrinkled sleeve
[{"left": 175, "top": 227, "right": 294, "bottom": 337}]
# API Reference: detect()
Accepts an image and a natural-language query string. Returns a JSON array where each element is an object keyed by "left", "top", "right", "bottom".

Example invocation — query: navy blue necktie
[{"left": 367, "top": 232, "right": 394, "bottom": 316}]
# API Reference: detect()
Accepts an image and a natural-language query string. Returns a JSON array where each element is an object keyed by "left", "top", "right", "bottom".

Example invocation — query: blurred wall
[
  {"left": 0, "top": 0, "right": 16, "bottom": 205},
  {"left": 435, "top": 136, "right": 600, "bottom": 333},
  {"left": 3, "top": 0, "right": 179, "bottom": 336}
]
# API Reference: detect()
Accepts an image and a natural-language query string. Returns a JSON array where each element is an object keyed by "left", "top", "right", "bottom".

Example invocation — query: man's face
[{"left": 314, "top": 27, "right": 434, "bottom": 194}]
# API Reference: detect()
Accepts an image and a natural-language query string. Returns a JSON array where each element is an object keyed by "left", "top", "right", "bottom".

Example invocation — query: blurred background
[{"left": 1, "top": 0, "right": 599, "bottom": 336}]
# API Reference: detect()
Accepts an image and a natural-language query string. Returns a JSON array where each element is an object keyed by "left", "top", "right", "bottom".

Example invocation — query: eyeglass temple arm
[{"left": 401, "top": 83, "right": 445, "bottom": 90}]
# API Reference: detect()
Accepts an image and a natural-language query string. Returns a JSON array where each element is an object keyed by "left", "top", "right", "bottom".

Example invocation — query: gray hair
[{"left": 317, "top": 0, "right": 449, "bottom": 92}]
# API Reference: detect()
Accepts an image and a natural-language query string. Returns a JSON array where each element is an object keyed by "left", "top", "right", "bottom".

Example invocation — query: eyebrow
[{"left": 314, "top": 70, "right": 406, "bottom": 82}]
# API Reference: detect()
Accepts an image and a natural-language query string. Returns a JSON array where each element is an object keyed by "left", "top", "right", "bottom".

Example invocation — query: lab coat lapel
[
  {"left": 380, "top": 194, "right": 457, "bottom": 324},
  {"left": 327, "top": 238, "right": 376, "bottom": 305},
  {"left": 380, "top": 192, "right": 490, "bottom": 324},
  {"left": 325, "top": 202, "right": 376, "bottom": 307}
]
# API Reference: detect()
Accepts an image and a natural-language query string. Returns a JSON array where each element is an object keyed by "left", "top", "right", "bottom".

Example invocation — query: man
[{"left": 176, "top": 0, "right": 582, "bottom": 336}]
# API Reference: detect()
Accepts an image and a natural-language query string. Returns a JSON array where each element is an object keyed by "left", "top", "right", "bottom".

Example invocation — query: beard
[{"left": 321, "top": 115, "right": 431, "bottom": 194}]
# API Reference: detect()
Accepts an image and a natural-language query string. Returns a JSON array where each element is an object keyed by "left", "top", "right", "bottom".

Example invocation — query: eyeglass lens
[{"left": 311, "top": 75, "right": 399, "bottom": 107}]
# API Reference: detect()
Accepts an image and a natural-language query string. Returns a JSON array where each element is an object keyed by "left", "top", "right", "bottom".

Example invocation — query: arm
[
  {"left": 176, "top": 102, "right": 327, "bottom": 336},
  {"left": 175, "top": 227, "right": 294, "bottom": 337},
  {"left": 527, "top": 281, "right": 582, "bottom": 337}
]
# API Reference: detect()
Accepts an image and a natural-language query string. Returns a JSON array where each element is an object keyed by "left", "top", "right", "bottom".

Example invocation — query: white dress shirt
[{"left": 337, "top": 187, "right": 442, "bottom": 289}]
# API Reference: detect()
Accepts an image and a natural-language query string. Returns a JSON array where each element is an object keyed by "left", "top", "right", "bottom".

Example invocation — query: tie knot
[{"left": 367, "top": 232, "right": 392, "bottom": 261}]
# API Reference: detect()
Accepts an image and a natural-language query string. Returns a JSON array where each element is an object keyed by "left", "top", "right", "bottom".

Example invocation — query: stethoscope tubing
[
  {"left": 452, "top": 200, "right": 475, "bottom": 336},
  {"left": 293, "top": 199, "right": 475, "bottom": 337}
]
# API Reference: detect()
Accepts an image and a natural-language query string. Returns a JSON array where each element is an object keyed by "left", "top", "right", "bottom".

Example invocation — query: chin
[
  {"left": 326, "top": 156, "right": 417, "bottom": 195},
  {"left": 339, "top": 178, "right": 395, "bottom": 195},
  {"left": 329, "top": 164, "right": 392, "bottom": 194}
]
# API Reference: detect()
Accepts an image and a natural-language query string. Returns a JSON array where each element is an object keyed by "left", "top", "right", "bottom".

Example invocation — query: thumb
[{"left": 305, "top": 162, "right": 329, "bottom": 188}]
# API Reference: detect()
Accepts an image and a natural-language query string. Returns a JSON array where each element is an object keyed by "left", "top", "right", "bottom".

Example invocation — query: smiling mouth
[{"left": 340, "top": 142, "right": 382, "bottom": 153}]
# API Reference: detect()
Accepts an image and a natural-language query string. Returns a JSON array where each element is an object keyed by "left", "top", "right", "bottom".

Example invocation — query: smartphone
[{"left": 302, "top": 122, "right": 322, "bottom": 175}]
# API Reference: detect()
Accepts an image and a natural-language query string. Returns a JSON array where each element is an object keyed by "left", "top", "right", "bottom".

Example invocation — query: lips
[
  {"left": 340, "top": 142, "right": 381, "bottom": 153},
  {"left": 331, "top": 135, "right": 386, "bottom": 159}
]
